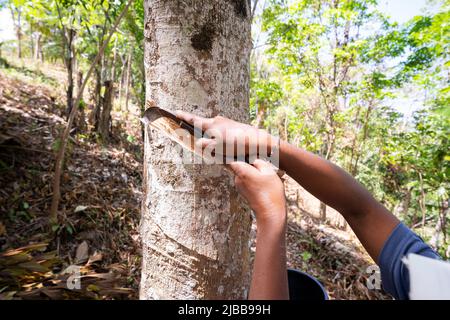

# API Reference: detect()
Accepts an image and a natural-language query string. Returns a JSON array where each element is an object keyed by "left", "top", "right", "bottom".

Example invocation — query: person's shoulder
[{"left": 378, "top": 222, "right": 441, "bottom": 300}]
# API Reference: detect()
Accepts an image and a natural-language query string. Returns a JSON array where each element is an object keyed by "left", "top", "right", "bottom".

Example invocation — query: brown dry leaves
[{"left": 0, "top": 69, "right": 142, "bottom": 299}]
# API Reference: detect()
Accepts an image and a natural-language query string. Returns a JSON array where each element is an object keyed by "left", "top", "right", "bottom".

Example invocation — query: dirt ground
[{"left": 0, "top": 58, "right": 391, "bottom": 299}]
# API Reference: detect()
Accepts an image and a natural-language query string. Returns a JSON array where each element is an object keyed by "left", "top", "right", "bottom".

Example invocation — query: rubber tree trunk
[
  {"left": 98, "top": 80, "right": 113, "bottom": 141},
  {"left": 118, "top": 54, "right": 127, "bottom": 103},
  {"left": 34, "top": 32, "right": 41, "bottom": 61},
  {"left": 110, "top": 38, "right": 118, "bottom": 108},
  {"left": 65, "top": 29, "right": 76, "bottom": 119},
  {"left": 76, "top": 70, "right": 86, "bottom": 132},
  {"left": 90, "top": 65, "right": 102, "bottom": 128},
  {"left": 141, "top": 0, "right": 252, "bottom": 299},
  {"left": 124, "top": 50, "right": 132, "bottom": 113},
  {"left": 16, "top": 10, "right": 22, "bottom": 59}
]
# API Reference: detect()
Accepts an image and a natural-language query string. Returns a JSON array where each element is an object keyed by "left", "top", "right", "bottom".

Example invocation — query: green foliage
[
  {"left": 4, "top": 0, "right": 143, "bottom": 112},
  {"left": 253, "top": 0, "right": 450, "bottom": 253}
]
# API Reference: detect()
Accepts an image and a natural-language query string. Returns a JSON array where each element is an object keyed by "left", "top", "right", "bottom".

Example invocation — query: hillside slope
[{"left": 0, "top": 59, "right": 390, "bottom": 299}]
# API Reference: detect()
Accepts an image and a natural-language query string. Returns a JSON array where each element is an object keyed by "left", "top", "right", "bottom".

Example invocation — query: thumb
[
  {"left": 252, "top": 159, "right": 277, "bottom": 174},
  {"left": 229, "top": 161, "right": 256, "bottom": 178}
]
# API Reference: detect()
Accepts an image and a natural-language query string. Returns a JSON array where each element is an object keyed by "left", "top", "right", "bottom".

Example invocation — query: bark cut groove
[{"left": 141, "top": 0, "right": 252, "bottom": 299}]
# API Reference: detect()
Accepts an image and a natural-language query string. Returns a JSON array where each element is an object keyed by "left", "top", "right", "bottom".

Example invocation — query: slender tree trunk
[
  {"left": 65, "top": 29, "right": 76, "bottom": 119},
  {"left": 90, "top": 65, "right": 102, "bottom": 128},
  {"left": 141, "top": 0, "right": 252, "bottom": 299},
  {"left": 10, "top": 6, "right": 22, "bottom": 59},
  {"left": 351, "top": 102, "right": 374, "bottom": 176},
  {"left": 110, "top": 38, "right": 118, "bottom": 107},
  {"left": 124, "top": 50, "right": 132, "bottom": 113},
  {"left": 98, "top": 80, "right": 113, "bottom": 141},
  {"left": 17, "top": 12, "right": 22, "bottom": 59},
  {"left": 118, "top": 55, "right": 126, "bottom": 104},
  {"left": 29, "top": 23, "right": 34, "bottom": 56},
  {"left": 34, "top": 32, "right": 41, "bottom": 61},
  {"left": 76, "top": 70, "right": 86, "bottom": 132},
  {"left": 418, "top": 172, "right": 427, "bottom": 228},
  {"left": 440, "top": 198, "right": 448, "bottom": 245},
  {"left": 255, "top": 102, "right": 265, "bottom": 128}
]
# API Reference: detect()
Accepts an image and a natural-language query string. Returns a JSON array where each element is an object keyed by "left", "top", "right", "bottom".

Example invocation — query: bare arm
[
  {"left": 250, "top": 223, "right": 288, "bottom": 300},
  {"left": 176, "top": 111, "right": 400, "bottom": 263},
  {"left": 279, "top": 141, "right": 399, "bottom": 261},
  {"left": 230, "top": 160, "right": 289, "bottom": 300}
]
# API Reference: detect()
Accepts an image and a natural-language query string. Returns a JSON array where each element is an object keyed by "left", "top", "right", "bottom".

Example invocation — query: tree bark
[
  {"left": 9, "top": 6, "right": 22, "bottom": 59},
  {"left": 98, "top": 80, "right": 114, "bottom": 141},
  {"left": 110, "top": 38, "right": 118, "bottom": 107},
  {"left": 34, "top": 32, "right": 41, "bottom": 61},
  {"left": 118, "top": 53, "right": 128, "bottom": 102},
  {"left": 141, "top": 0, "right": 252, "bottom": 299},
  {"left": 90, "top": 65, "right": 102, "bottom": 128},
  {"left": 124, "top": 50, "right": 132, "bottom": 113},
  {"left": 65, "top": 29, "right": 76, "bottom": 119},
  {"left": 75, "top": 71, "right": 86, "bottom": 132}
]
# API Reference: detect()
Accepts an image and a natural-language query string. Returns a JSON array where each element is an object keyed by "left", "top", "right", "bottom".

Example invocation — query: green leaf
[
  {"left": 51, "top": 224, "right": 60, "bottom": 233},
  {"left": 301, "top": 251, "right": 312, "bottom": 262}
]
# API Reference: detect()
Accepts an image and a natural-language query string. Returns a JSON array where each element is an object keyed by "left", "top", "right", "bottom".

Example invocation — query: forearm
[
  {"left": 278, "top": 140, "right": 399, "bottom": 261},
  {"left": 278, "top": 140, "right": 373, "bottom": 216},
  {"left": 249, "top": 220, "right": 289, "bottom": 300}
]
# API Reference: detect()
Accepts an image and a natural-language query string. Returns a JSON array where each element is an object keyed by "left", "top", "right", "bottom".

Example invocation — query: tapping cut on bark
[
  {"left": 142, "top": 105, "right": 283, "bottom": 171},
  {"left": 141, "top": 0, "right": 253, "bottom": 299}
]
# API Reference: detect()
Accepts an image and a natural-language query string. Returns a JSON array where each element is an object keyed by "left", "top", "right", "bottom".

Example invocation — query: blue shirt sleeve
[{"left": 378, "top": 222, "right": 441, "bottom": 300}]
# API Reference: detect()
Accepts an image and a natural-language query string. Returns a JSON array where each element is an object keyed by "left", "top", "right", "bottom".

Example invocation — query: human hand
[
  {"left": 230, "top": 159, "right": 287, "bottom": 229},
  {"left": 175, "top": 111, "right": 278, "bottom": 159}
]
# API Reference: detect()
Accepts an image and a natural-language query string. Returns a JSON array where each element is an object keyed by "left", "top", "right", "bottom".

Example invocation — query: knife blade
[{"left": 141, "top": 104, "right": 284, "bottom": 177}]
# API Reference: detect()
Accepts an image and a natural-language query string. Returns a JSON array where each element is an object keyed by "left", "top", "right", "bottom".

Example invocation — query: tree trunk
[
  {"left": 141, "top": 0, "right": 252, "bottom": 299},
  {"left": 90, "top": 65, "right": 102, "bottom": 128},
  {"left": 65, "top": 29, "right": 76, "bottom": 119},
  {"left": 110, "top": 38, "right": 118, "bottom": 108},
  {"left": 118, "top": 54, "right": 127, "bottom": 104},
  {"left": 76, "top": 71, "right": 86, "bottom": 132},
  {"left": 34, "top": 32, "right": 41, "bottom": 61},
  {"left": 17, "top": 12, "right": 22, "bottom": 59},
  {"left": 98, "top": 80, "right": 113, "bottom": 141},
  {"left": 10, "top": 6, "right": 22, "bottom": 59},
  {"left": 255, "top": 102, "right": 265, "bottom": 128},
  {"left": 124, "top": 50, "right": 132, "bottom": 113}
]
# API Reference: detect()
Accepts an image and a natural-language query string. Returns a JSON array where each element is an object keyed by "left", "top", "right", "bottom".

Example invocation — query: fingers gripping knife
[
  {"left": 141, "top": 102, "right": 285, "bottom": 176},
  {"left": 141, "top": 103, "right": 218, "bottom": 162}
]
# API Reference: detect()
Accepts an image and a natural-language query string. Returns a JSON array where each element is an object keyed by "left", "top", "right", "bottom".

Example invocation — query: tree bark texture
[
  {"left": 124, "top": 50, "right": 132, "bottom": 112},
  {"left": 141, "top": 0, "right": 252, "bottom": 299},
  {"left": 98, "top": 80, "right": 113, "bottom": 141},
  {"left": 65, "top": 29, "right": 76, "bottom": 119}
]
